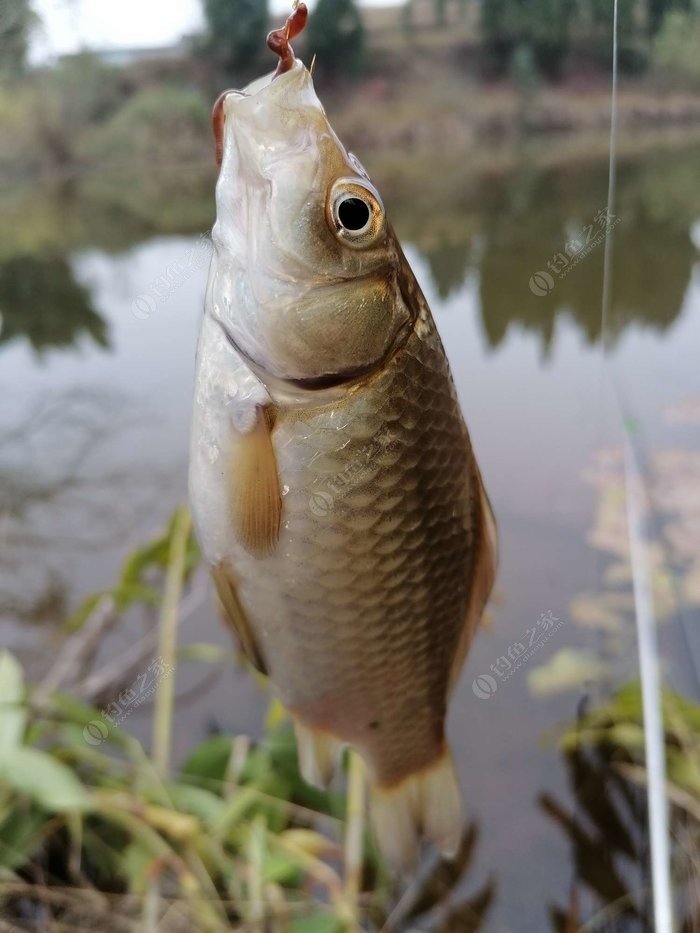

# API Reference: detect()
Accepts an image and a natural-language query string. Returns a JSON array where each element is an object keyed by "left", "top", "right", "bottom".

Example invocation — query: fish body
[{"left": 189, "top": 60, "right": 496, "bottom": 866}]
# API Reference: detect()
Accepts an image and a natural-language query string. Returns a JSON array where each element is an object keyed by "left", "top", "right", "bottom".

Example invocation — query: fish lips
[{"left": 220, "top": 60, "right": 324, "bottom": 155}]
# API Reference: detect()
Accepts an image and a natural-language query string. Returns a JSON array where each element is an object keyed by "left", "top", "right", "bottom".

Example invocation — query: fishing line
[{"left": 601, "top": 1, "right": 675, "bottom": 929}]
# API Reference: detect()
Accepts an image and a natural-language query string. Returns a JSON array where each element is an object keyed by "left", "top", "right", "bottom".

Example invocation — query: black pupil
[{"left": 338, "top": 197, "right": 371, "bottom": 232}]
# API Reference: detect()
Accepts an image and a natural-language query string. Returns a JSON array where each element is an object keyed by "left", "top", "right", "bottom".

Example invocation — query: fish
[{"left": 189, "top": 3, "right": 497, "bottom": 868}]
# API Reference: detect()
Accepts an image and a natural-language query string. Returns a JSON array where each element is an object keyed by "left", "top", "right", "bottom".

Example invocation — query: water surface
[{"left": 2, "top": 142, "right": 699, "bottom": 930}]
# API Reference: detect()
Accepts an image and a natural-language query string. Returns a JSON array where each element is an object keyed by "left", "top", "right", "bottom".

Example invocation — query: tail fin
[{"left": 370, "top": 748, "right": 463, "bottom": 871}]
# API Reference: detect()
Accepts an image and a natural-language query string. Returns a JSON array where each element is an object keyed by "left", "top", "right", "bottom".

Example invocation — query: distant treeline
[
  {"left": 199, "top": 0, "right": 700, "bottom": 80},
  {"left": 2, "top": 0, "right": 700, "bottom": 81},
  {"left": 1, "top": 0, "right": 699, "bottom": 184}
]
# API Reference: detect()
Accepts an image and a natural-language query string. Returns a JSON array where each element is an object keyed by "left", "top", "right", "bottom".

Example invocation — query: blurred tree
[
  {"left": 589, "top": 0, "right": 648, "bottom": 72},
  {"left": 481, "top": 0, "right": 578, "bottom": 78},
  {"left": 401, "top": 0, "right": 416, "bottom": 35},
  {"left": 0, "top": 0, "right": 38, "bottom": 78},
  {"left": 648, "top": 0, "right": 693, "bottom": 36},
  {"left": 30, "top": 54, "right": 125, "bottom": 173},
  {"left": 509, "top": 42, "right": 539, "bottom": 131},
  {"left": 435, "top": 0, "right": 448, "bottom": 26},
  {"left": 83, "top": 85, "right": 209, "bottom": 168},
  {"left": 458, "top": 0, "right": 471, "bottom": 19},
  {"left": 201, "top": 0, "right": 269, "bottom": 74},
  {"left": 307, "top": 0, "right": 366, "bottom": 78},
  {"left": 653, "top": 2, "right": 700, "bottom": 82}
]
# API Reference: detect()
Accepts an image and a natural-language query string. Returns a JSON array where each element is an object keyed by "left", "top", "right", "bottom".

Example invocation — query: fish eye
[
  {"left": 338, "top": 197, "right": 371, "bottom": 232},
  {"left": 328, "top": 178, "right": 384, "bottom": 249}
]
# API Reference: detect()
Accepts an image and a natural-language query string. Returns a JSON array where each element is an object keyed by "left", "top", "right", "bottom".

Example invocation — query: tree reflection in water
[
  {"left": 383, "top": 144, "right": 700, "bottom": 352},
  {"left": 0, "top": 253, "right": 109, "bottom": 353}
]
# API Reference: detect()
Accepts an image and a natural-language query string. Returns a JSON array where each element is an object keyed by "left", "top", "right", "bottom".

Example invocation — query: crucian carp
[{"left": 189, "top": 2, "right": 497, "bottom": 868}]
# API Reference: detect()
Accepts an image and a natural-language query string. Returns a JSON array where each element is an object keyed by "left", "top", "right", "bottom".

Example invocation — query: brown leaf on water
[
  {"left": 528, "top": 648, "right": 610, "bottom": 696},
  {"left": 575, "top": 432, "right": 700, "bottom": 647},
  {"left": 570, "top": 592, "right": 630, "bottom": 632}
]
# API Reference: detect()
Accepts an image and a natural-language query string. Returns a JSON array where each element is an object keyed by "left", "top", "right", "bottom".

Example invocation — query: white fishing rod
[{"left": 602, "top": 1, "right": 674, "bottom": 929}]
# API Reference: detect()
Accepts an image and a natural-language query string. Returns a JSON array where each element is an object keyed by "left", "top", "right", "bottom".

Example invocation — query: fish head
[{"left": 211, "top": 61, "right": 413, "bottom": 391}]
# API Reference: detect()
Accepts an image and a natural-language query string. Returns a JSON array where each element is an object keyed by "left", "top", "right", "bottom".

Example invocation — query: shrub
[
  {"left": 307, "top": 0, "right": 366, "bottom": 79},
  {"left": 654, "top": 8, "right": 700, "bottom": 83},
  {"left": 83, "top": 86, "right": 210, "bottom": 168},
  {"left": 201, "top": 0, "right": 269, "bottom": 76},
  {"left": 481, "top": 0, "right": 577, "bottom": 79}
]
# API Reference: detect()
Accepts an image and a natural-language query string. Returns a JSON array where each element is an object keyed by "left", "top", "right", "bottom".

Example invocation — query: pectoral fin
[
  {"left": 212, "top": 562, "right": 268, "bottom": 675},
  {"left": 229, "top": 404, "right": 281, "bottom": 559}
]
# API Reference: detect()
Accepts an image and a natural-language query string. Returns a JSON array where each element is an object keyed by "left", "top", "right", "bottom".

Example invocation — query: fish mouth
[
  {"left": 213, "top": 62, "right": 311, "bottom": 167},
  {"left": 227, "top": 60, "right": 309, "bottom": 110},
  {"left": 221, "top": 59, "right": 306, "bottom": 102}
]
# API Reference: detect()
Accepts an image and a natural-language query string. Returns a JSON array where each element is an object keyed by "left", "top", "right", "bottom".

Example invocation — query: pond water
[{"left": 1, "top": 140, "right": 699, "bottom": 930}]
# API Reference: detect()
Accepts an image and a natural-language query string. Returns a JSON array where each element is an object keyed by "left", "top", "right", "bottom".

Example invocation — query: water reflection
[
  {"left": 479, "top": 203, "right": 694, "bottom": 353},
  {"left": 542, "top": 743, "right": 651, "bottom": 930},
  {"left": 0, "top": 392, "right": 166, "bottom": 627},
  {"left": 544, "top": 730, "right": 700, "bottom": 930},
  {"left": 379, "top": 824, "right": 495, "bottom": 930},
  {"left": 424, "top": 240, "right": 476, "bottom": 301},
  {"left": 559, "top": 414, "right": 700, "bottom": 696},
  {"left": 1, "top": 145, "right": 698, "bottom": 359},
  {"left": 0, "top": 254, "right": 108, "bottom": 353},
  {"left": 385, "top": 146, "right": 700, "bottom": 352},
  {"left": 529, "top": 395, "right": 700, "bottom": 930}
]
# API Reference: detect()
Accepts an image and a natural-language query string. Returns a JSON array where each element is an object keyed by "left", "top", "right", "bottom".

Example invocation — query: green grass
[{"left": 0, "top": 508, "right": 490, "bottom": 931}]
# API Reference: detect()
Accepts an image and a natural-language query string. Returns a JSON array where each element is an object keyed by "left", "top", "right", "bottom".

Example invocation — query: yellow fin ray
[
  {"left": 229, "top": 405, "right": 281, "bottom": 559},
  {"left": 370, "top": 747, "right": 462, "bottom": 871},
  {"left": 293, "top": 719, "right": 340, "bottom": 788},
  {"left": 212, "top": 562, "right": 268, "bottom": 675}
]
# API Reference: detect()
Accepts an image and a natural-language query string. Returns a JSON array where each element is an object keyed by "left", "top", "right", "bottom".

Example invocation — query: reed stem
[
  {"left": 343, "top": 750, "right": 366, "bottom": 926},
  {"left": 152, "top": 506, "right": 191, "bottom": 777}
]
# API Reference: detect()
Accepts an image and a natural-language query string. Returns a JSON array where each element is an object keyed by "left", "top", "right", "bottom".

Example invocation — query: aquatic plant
[{"left": 543, "top": 682, "right": 700, "bottom": 929}]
